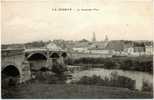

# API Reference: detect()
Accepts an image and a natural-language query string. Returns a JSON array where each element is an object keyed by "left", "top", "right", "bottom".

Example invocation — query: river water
[{"left": 70, "top": 67, "right": 153, "bottom": 91}]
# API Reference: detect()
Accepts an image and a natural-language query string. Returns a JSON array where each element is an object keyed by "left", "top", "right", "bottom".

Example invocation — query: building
[
  {"left": 105, "top": 40, "right": 125, "bottom": 56},
  {"left": 92, "top": 32, "right": 96, "bottom": 42},
  {"left": 123, "top": 42, "right": 150, "bottom": 56},
  {"left": 72, "top": 42, "right": 90, "bottom": 53},
  {"left": 88, "top": 41, "right": 109, "bottom": 53},
  {"left": 104, "top": 35, "right": 109, "bottom": 42},
  {"left": 145, "top": 45, "right": 153, "bottom": 55},
  {"left": 145, "top": 41, "right": 153, "bottom": 55},
  {"left": 123, "top": 41, "right": 134, "bottom": 56},
  {"left": 133, "top": 42, "right": 145, "bottom": 56}
]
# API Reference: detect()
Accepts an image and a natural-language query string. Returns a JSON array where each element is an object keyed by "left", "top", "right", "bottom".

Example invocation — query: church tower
[
  {"left": 104, "top": 35, "right": 109, "bottom": 42},
  {"left": 92, "top": 32, "right": 96, "bottom": 42}
]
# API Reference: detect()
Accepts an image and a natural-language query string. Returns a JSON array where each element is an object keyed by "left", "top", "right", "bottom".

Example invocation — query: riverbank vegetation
[
  {"left": 72, "top": 74, "right": 153, "bottom": 92},
  {"left": 73, "top": 74, "right": 135, "bottom": 90},
  {"left": 65, "top": 56, "right": 153, "bottom": 73}
]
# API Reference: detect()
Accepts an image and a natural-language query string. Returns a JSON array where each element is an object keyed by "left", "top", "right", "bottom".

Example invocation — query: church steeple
[
  {"left": 92, "top": 32, "right": 96, "bottom": 42},
  {"left": 104, "top": 35, "right": 108, "bottom": 42}
]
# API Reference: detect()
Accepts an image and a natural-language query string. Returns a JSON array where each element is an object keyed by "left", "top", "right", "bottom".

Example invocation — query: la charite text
[{"left": 51, "top": 8, "right": 99, "bottom": 11}]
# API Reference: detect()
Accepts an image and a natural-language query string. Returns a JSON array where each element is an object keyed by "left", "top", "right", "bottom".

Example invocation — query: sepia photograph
[{"left": 1, "top": 0, "right": 153, "bottom": 99}]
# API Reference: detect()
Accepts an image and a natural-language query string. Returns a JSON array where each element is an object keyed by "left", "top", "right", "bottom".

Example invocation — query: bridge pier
[{"left": 20, "top": 61, "right": 31, "bottom": 83}]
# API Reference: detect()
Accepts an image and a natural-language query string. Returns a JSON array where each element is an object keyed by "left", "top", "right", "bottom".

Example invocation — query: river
[{"left": 69, "top": 67, "right": 153, "bottom": 91}]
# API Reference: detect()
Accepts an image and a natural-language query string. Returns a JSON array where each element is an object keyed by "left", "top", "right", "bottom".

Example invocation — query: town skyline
[{"left": 2, "top": 33, "right": 153, "bottom": 45}]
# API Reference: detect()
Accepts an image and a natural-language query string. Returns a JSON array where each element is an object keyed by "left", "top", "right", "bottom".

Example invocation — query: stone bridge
[{"left": 1, "top": 44, "right": 68, "bottom": 84}]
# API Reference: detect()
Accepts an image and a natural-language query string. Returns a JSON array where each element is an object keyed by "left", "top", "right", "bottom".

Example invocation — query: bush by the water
[
  {"left": 52, "top": 62, "right": 67, "bottom": 74},
  {"left": 2, "top": 77, "right": 19, "bottom": 89},
  {"left": 65, "top": 56, "right": 153, "bottom": 73},
  {"left": 35, "top": 71, "right": 68, "bottom": 84},
  {"left": 75, "top": 74, "right": 135, "bottom": 90},
  {"left": 142, "top": 81, "right": 153, "bottom": 92}
]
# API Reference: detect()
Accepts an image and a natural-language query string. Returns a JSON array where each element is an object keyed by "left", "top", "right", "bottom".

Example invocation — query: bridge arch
[
  {"left": 50, "top": 52, "right": 59, "bottom": 58},
  {"left": 27, "top": 53, "right": 47, "bottom": 71},
  {"left": 2, "top": 65, "right": 20, "bottom": 78},
  {"left": 2, "top": 65, "right": 20, "bottom": 87},
  {"left": 27, "top": 53, "right": 47, "bottom": 60},
  {"left": 61, "top": 52, "right": 67, "bottom": 58}
]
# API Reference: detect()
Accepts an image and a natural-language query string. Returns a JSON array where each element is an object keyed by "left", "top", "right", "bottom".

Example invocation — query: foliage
[
  {"left": 75, "top": 74, "right": 135, "bottom": 90},
  {"left": 142, "top": 81, "right": 153, "bottom": 92},
  {"left": 34, "top": 70, "right": 68, "bottom": 84},
  {"left": 65, "top": 56, "right": 153, "bottom": 73},
  {"left": 52, "top": 62, "right": 67, "bottom": 74}
]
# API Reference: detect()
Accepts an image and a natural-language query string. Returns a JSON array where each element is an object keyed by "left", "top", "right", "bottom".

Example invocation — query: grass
[{"left": 2, "top": 82, "right": 153, "bottom": 99}]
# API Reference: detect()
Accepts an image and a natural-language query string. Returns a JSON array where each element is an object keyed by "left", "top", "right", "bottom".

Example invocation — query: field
[{"left": 2, "top": 81, "right": 153, "bottom": 99}]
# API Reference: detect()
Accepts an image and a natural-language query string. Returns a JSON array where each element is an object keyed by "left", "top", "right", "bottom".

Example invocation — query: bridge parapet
[
  {"left": 24, "top": 48, "right": 67, "bottom": 59},
  {"left": 2, "top": 49, "right": 24, "bottom": 57}
]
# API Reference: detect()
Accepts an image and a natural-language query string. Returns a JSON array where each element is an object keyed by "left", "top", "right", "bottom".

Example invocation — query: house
[
  {"left": 123, "top": 41, "right": 134, "bottom": 55},
  {"left": 46, "top": 42, "right": 63, "bottom": 51},
  {"left": 132, "top": 42, "right": 145, "bottom": 56},
  {"left": 123, "top": 42, "right": 146, "bottom": 56},
  {"left": 105, "top": 40, "right": 125, "bottom": 56},
  {"left": 88, "top": 41, "right": 110, "bottom": 54},
  {"left": 145, "top": 45, "right": 153, "bottom": 55},
  {"left": 144, "top": 42, "right": 153, "bottom": 55}
]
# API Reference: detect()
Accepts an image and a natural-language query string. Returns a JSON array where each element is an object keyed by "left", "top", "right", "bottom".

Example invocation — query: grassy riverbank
[
  {"left": 2, "top": 81, "right": 153, "bottom": 99},
  {"left": 65, "top": 56, "right": 153, "bottom": 73}
]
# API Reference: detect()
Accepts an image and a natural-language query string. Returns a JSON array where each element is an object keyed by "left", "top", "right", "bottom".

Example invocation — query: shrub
[
  {"left": 76, "top": 75, "right": 104, "bottom": 85},
  {"left": 110, "top": 75, "right": 135, "bottom": 90},
  {"left": 35, "top": 71, "right": 47, "bottom": 81},
  {"left": 75, "top": 74, "right": 135, "bottom": 90},
  {"left": 47, "top": 75, "right": 60, "bottom": 84},
  {"left": 142, "top": 81, "right": 153, "bottom": 92},
  {"left": 52, "top": 63, "right": 67, "bottom": 74},
  {"left": 2, "top": 76, "right": 19, "bottom": 89},
  {"left": 40, "top": 67, "right": 49, "bottom": 72},
  {"left": 65, "top": 58, "right": 74, "bottom": 65},
  {"left": 34, "top": 71, "right": 68, "bottom": 84},
  {"left": 103, "top": 60, "right": 116, "bottom": 69}
]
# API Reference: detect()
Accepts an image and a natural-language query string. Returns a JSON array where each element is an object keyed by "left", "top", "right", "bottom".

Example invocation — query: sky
[{"left": 1, "top": 0, "right": 153, "bottom": 44}]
